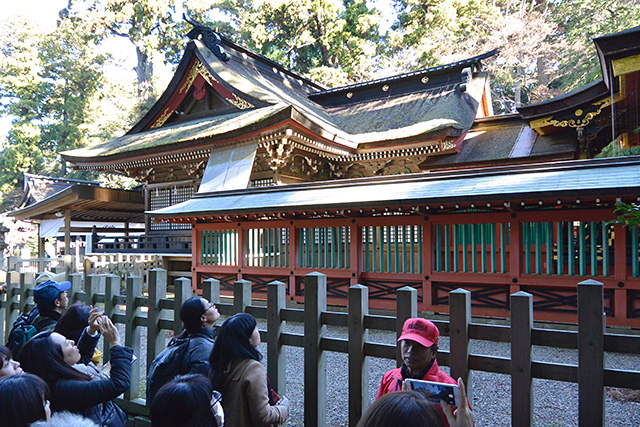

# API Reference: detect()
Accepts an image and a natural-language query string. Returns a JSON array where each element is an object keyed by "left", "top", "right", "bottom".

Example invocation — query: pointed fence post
[
  {"left": 348, "top": 284, "right": 369, "bottom": 426},
  {"left": 147, "top": 269, "right": 167, "bottom": 373},
  {"left": 511, "top": 291, "right": 533, "bottom": 427},
  {"left": 449, "top": 288, "right": 471, "bottom": 398},
  {"left": 578, "top": 279, "right": 604, "bottom": 427},
  {"left": 396, "top": 286, "right": 418, "bottom": 366},
  {"left": 85, "top": 274, "right": 101, "bottom": 306},
  {"left": 233, "top": 280, "right": 252, "bottom": 314},
  {"left": 4, "top": 272, "right": 19, "bottom": 342},
  {"left": 304, "top": 272, "right": 327, "bottom": 427},
  {"left": 267, "top": 280, "right": 286, "bottom": 395},
  {"left": 5, "top": 271, "right": 19, "bottom": 331},
  {"left": 53, "top": 265, "right": 67, "bottom": 280},
  {"left": 68, "top": 273, "right": 83, "bottom": 303},
  {"left": 173, "top": 277, "right": 193, "bottom": 336},
  {"left": 0, "top": 270, "right": 6, "bottom": 342},
  {"left": 19, "top": 272, "right": 34, "bottom": 312},
  {"left": 202, "top": 278, "right": 220, "bottom": 305},
  {"left": 125, "top": 275, "right": 143, "bottom": 400},
  {"left": 104, "top": 274, "right": 121, "bottom": 363}
]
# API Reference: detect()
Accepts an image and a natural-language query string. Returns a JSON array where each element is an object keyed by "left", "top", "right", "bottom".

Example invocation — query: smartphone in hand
[
  {"left": 270, "top": 389, "right": 280, "bottom": 404},
  {"left": 404, "top": 379, "right": 460, "bottom": 406}
]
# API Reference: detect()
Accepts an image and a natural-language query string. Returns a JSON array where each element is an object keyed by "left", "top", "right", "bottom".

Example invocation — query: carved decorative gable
[{"left": 148, "top": 58, "right": 257, "bottom": 130}]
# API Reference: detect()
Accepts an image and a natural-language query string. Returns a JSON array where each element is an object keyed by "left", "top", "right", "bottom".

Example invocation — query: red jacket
[{"left": 376, "top": 359, "right": 456, "bottom": 399}]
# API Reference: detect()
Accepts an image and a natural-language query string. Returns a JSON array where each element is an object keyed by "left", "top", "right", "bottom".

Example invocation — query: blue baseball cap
[{"left": 34, "top": 280, "right": 71, "bottom": 306}]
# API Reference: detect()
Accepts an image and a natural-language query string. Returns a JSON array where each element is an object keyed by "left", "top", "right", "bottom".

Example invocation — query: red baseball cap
[{"left": 398, "top": 318, "right": 439, "bottom": 348}]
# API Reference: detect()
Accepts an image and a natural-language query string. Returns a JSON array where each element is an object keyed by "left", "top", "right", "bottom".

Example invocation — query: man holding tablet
[{"left": 377, "top": 317, "right": 456, "bottom": 398}]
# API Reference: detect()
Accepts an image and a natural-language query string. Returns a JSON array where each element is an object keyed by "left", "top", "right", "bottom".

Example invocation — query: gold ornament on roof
[
  {"left": 151, "top": 58, "right": 255, "bottom": 128},
  {"left": 150, "top": 107, "right": 173, "bottom": 129}
]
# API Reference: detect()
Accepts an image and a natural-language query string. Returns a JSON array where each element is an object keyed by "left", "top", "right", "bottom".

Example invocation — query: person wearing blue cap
[{"left": 29, "top": 280, "right": 72, "bottom": 333}]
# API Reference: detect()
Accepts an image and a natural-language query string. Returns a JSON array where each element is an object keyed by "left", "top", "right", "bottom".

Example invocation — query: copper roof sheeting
[{"left": 150, "top": 156, "right": 640, "bottom": 219}]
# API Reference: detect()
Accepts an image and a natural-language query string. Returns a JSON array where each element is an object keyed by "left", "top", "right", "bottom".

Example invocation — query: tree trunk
[
  {"left": 537, "top": 56, "right": 549, "bottom": 87},
  {"left": 313, "top": 13, "right": 331, "bottom": 67},
  {"left": 135, "top": 45, "right": 153, "bottom": 103}
]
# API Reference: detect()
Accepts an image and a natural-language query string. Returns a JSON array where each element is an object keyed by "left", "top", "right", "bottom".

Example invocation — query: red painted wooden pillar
[
  {"left": 422, "top": 218, "right": 433, "bottom": 311},
  {"left": 191, "top": 225, "right": 199, "bottom": 289},
  {"left": 289, "top": 222, "right": 298, "bottom": 298},
  {"left": 613, "top": 224, "right": 628, "bottom": 321},
  {"left": 350, "top": 219, "right": 362, "bottom": 286},
  {"left": 509, "top": 214, "right": 522, "bottom": 294},
  {"left": 238, "top": 223, "right": 247, "bottom": 281}
]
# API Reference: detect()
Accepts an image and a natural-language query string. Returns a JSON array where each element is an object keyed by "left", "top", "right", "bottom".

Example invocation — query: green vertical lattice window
[
  {"left": 434, "top": 223, "right": 509, "bottom": 274},
  {"left": 245, "top": 228, "right": 290, "bottom": 268},
  {"left": 299, "top": 227, "right": 350, "bottom": 269},
  {"left": 522, "top": 221, "right": 614, "bottom": 277},
  {"left": 200, "top": 229, "right": 238, "bottom": 266},
  {"left": 362, "top": 225, "right": 422, "bottom": 274}
]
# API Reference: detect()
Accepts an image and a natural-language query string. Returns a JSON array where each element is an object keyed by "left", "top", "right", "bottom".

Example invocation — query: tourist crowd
[{"left": 1, "top": 278, "right": 475, "bottom": 427}]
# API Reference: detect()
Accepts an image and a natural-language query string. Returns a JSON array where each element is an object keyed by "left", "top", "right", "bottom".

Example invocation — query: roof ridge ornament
[{"left": 184, "top": 14, "right": 230, "bottom": 62}]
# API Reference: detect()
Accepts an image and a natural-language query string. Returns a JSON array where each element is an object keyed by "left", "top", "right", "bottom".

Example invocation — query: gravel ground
[{"left": 110, "top": 313, "right": 640, "bottom": 426}]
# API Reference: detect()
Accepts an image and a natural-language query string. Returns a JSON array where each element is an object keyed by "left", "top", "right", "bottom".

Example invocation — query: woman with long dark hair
[
  {"left": 147, "top": 296, "right": 220, "bottom": 403},
  {"left": 150, "top": 374, "right": 223, "bottom": 427},
  {"left": 20, "top": 316, "right": 132, "bottom": 427},
  {"left": 0, "top": 372, "right": 51, "bottom": 426},
  {"left": 54, "top": 303, "right": 91, "bottom": 344},
  {"left": 55, "top": 303, "right": 107, "bottom": 377},
  {"left": 209, "top": 313, "right": 289, "bottom": 427}
]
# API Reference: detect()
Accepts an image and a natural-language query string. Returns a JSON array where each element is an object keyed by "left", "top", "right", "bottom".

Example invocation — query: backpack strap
[{"left": 33, "top": 316, "right": 57, "bottom": 332}]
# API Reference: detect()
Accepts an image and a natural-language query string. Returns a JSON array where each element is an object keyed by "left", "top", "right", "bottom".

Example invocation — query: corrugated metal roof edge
[
  {"left": 149, "top": 155, "right": 640, "bottom": 217},
  {"left": 149, "top": 185, "right": 639, "bottom": 218},
  {"left": 193, "top": 155, "right": 640, "bottom": 198}
]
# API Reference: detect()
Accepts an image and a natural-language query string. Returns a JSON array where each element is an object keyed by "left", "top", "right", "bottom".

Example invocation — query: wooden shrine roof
[
  {"left": 61, "top": 33, "right": 493, "bottom": 167},
  {"left": 150, "top": 156, "right": 640, "bottom": 222},
  {"left": 420, "top": 114, "right": 576, "bottom": 170},
  {"left": 10, "top": 183, "right": 144, "bottom": 223},
  {"left": 17, "top": 173, "right": 101, "bottom": 209}
]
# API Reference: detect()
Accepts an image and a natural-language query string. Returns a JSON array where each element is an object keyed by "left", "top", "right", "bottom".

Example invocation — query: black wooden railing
[{"left": 91, "top": 232, "right": 191, "bottom": 254}]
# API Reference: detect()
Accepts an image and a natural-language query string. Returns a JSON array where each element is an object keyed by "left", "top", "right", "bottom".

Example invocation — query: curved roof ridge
[{"left": 310, "top": 49, "right": 498, "bottom": 97}]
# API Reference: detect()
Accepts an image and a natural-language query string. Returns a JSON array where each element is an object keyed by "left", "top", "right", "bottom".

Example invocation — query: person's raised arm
[{"left": 100, "top": 316, "right": 121, "bottom": 347}]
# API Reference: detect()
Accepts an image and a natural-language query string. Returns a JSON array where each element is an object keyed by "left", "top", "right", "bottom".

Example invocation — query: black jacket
[
  {"left": 178, "top": 326, "right": 216, "bottom": 376},
  {"left": 51, "top": 345, "right": 133, "bottom": 427}
]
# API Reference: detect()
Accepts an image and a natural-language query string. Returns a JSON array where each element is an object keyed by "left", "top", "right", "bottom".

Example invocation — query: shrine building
[{"left": 61, "top": 23, "right": 640, "bottom": 327}]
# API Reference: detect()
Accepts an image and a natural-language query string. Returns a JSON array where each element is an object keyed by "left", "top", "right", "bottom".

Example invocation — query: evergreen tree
[
  {"left": 193, "top": 0, "right": 383, "bottom": 85},
  {"left": 0, "top": 13, "right": 107, "bottom": 205}
]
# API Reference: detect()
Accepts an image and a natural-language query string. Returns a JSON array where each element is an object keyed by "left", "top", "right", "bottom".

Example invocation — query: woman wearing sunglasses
[{"left": 147, "top": 296, "right": 221, "bottom": 403}]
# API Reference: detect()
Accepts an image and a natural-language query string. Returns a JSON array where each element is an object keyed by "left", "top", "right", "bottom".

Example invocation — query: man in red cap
[{"left": 376, "top": 317, "right": 456, "bottom": 399}]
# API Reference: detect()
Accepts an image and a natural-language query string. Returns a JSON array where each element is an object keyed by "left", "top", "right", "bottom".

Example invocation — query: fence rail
[
  {"left": 0, "top": 269, "right": 638, "bottom": 427},
  {"left": 92, "top": 233, "right": 191, "bottom": 254}
]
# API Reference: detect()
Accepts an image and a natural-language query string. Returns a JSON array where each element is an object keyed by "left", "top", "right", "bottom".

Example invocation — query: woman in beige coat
[{"left": 209, "top": 313, "right": 289, "bottom": 427}]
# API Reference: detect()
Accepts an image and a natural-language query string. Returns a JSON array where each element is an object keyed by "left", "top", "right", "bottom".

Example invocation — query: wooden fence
[
  {"left": 0, "top": 269, "right": 638, "bottom": 427},
  {"left": 5, "top": 254, "right": 163, "bottom": 285}
]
